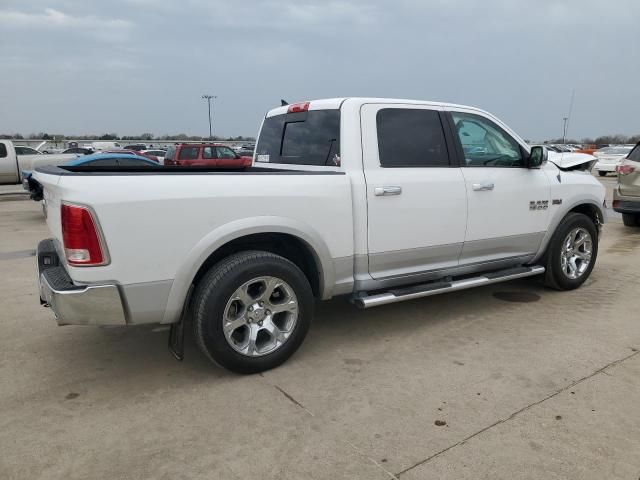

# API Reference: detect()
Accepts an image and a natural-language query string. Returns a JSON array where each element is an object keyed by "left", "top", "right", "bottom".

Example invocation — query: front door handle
[
  {"left": 374, "top": 186, "right": 402, "bottom": 196},
  {"left": 472, "top": 182, "right": 494, "bottom": 191}
]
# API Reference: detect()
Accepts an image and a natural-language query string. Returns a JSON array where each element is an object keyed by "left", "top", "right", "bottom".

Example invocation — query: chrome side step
[{"left": 354, "top": 266, "right": 546, "bottom": 309}]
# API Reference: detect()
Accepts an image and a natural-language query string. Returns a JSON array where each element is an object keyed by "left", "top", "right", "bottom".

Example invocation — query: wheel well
[
  {"left": 191, "top": 233, "right": 322, "bottom": 298},
  {"left": 569, "top": 203, "right": 603, "bottom": 227}
]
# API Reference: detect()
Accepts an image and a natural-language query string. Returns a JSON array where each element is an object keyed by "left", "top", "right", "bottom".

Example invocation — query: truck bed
[{"left": 35, "top": 165, "right": 345, "bottom": 176}]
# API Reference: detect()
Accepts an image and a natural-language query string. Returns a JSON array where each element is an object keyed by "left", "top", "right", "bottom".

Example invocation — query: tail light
[
  {"left": 61, "top": 203, "right": 108, "bottom": 266},
  {"left": 616, "top": 164, "right": 635, "bottom": 175},
  {"left": 287, "top": 102, "right": 310, "bottom": 113}
]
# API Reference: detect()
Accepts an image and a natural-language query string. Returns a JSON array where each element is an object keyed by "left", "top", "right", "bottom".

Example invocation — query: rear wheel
[
  {"left": 192, "top": 251, "right": 313, "bottom": 374},
  {"left": 544, "top": 213, "right": 598, "bottom": 290},
  {"left": 598, "top": 171, "right": 607, "bottom": 177},
  {"left": 622, "top": 213, "right": 640, "bottom": 227}
]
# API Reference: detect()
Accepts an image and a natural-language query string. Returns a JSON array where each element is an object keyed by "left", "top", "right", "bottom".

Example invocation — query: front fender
[
  {"left": 531, "top": 196, "right": 605, "bottom": 264},
  {"left": 161, "top": 216, "right": 335, "bottom": 324}
]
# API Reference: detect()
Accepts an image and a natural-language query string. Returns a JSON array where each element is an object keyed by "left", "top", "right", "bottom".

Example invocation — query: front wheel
[
  {"left": 598, "top": 171, "right": 607, "bottom": 177},
  {"left": 192, "top": 251, "right": 313, "bottom": 374},
  {"left": 544, "top": 213, "right": 598, "bottom": 290},
  {"left": 622, "top": 213, "right": 640, "bottom": 227}
]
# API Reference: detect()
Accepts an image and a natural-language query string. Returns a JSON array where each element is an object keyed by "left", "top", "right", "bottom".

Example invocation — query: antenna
[{"left": 563, "top": 89, "right": 575, "bottom": 143}]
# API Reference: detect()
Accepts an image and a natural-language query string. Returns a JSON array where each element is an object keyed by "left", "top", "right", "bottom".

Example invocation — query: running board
[{"left": 354, "top": 266, "right": 546, "bottom": 309}]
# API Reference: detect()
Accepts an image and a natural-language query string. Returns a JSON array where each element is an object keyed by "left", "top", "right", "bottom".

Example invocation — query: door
[
  {"left": 215, "top": 146, "right": 242, "bottom": 167},
  {"left": 448, "top": 109, "right": 551, "bottom": 264},
  {"left": 362, "top": 104, "right": 468, "bottom": 280},
  {"left": 202, "top": 146, "right": 219, "bottom": 167},
  {"left": 0, "top": 143, "right": 19, "bottom": 184}
]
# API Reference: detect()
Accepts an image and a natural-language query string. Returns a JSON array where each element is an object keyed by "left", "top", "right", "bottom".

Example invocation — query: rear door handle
[
  {"left": 374, "top": 186, "right": 402, "bottom": 196},
  {"left": 472, "top": 182, "right": 494, "bottom": 191}
]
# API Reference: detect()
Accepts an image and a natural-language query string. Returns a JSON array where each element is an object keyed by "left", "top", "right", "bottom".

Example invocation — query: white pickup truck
[
  {"left": 33, "top": 98, "right": 605, "bottom": 373},
  {"left": 0, "top": 140, "right": 79, "bottom": 185}
]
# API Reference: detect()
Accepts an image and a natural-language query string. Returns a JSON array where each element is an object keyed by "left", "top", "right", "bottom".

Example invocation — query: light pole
[
  {"left": 562, "top": 117, "right": 569, "bottom": 144},
  {"left": 202, "top": 94, "right": 217, "bottom": 139}
]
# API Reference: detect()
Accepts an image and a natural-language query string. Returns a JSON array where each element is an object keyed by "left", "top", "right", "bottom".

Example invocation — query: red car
[
  {"left": 163, "top": 144, "right": 252, "bottom": 168},
  {"left": 102, "top": 149, "right": 160, "bottom": 163}
]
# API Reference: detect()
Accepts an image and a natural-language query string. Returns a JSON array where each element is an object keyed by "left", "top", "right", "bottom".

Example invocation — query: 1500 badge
[{"left": 529, "top": 200, "right": 549, "bottom": 210}]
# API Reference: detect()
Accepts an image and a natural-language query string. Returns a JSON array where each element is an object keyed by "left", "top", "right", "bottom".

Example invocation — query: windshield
[{"left": 255, "top": 109, "right": 341, "bottom": 166}]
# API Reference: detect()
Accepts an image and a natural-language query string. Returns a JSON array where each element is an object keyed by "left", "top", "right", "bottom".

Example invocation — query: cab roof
[{"left": 265, "top": 97, "right": 491, "bottom": 118}]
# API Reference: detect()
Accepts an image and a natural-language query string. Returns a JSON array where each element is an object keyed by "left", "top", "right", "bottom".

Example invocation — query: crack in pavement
[
  {"left": 271, "top": 383, "right": 399, "bottom": 479},
  {"left": 396, "top": 349, "right": 640, "bottom": 477}
]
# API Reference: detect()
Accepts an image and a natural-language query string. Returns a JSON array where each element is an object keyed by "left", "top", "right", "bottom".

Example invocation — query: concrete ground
[{"left": 0, "top": 174, "right": 639, "bottom": 480}]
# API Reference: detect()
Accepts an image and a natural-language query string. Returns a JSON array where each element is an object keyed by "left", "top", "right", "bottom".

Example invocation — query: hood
[{"left": 547, "top": 151, "right": 596, "bottom": 170}]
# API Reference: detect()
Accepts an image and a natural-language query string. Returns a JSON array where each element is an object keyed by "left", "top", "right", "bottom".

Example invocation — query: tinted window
[
  {"left": 0, "top": 143, "right": 7, "bottom": 158},
  {"left": 256, "top": 110, "right": 340, "bottom": 166},
  {"left": 217, "top": 147, "right": 237, "bottom": 159},
  {"left": 376, "top": 109, "right": 449, "bottom": 167},
  {"left": 628, "top": 144, "right": 640, "bottom": 162},
  {"left": 178, "top": 146, "right": 200, "bottom": 160},
  {"left": 452, "top": 112, "right": 523, "bottom": 167}
]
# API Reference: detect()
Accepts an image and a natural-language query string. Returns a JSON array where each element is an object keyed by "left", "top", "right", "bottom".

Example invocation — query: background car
[
  {"left": 164, "top": 143, "right": 252, "bottom": 168},
  {"left": 141, "top": 149, "right": 167, "bottom": 164},
  {"left": 101, "top": 149, "right": 159, "bottom": 162},
  {"left": 63, "top": 153, "right": 161, "bottom": 168},
  {"left": 613, "top": 142, "right": 640, "bottom": 227},
  {"left": 62, "top": 147, "right": 94, "bottom": 155},
  {"left": 22, "top": 153, "right": 160, "bottom": 201},
  {"left": 593, "top": 146, "right": 634, "bottom": 176},
  {"left": 14, "top": 146, "right": 42, "bottom": 155},
  {"left": 124, "top": 144, "right": 147, "bottom": 151}
]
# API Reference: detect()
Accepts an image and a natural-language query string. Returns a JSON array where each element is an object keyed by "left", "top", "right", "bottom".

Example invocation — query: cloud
[{"left": 0, "top": 8, "right": 133, "bottom": 42}]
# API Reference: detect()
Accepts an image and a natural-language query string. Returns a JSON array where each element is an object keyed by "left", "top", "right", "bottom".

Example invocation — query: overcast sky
[{"left": 1, "top": 0, "right": 639, "bottom": 140}]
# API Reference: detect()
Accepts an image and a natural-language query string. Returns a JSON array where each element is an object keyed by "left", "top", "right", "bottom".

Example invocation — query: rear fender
[{"left": 161, "top": 216, "right": 334, "bottom": 324}]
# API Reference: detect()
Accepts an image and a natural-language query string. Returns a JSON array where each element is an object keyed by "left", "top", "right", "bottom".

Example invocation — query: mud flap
[{"left": 168, "top": 285, "right": 193, "bottom": 361}]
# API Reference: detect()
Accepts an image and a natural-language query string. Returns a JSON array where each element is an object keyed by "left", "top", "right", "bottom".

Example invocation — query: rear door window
[
  {"left": 203, "top": 147, "right": 215, "bottom": 159},
  {"left": 0, "top": 143, "right": 6, "bottom": 158},
  {"left": 255, "top": 109, "right": 340, "bottom": 166},
  {"left": 376, "top": 109, "right": 450, "bottom": 167},
  {"left": 628, "top": 144, "right": 640, "bottom": 162},
  {"left": 178, "top": 146, "right": 200, "bottom": 160}
]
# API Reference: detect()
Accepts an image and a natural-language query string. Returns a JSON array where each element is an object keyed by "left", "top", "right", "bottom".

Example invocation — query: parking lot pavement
[{"left": 1, "top": 191, "right": 639, "bottom": 480}]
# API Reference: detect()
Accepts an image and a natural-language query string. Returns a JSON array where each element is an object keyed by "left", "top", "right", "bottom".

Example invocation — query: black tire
[
  {"left": 598, "top": 171, "right": 607, "bottom": 177},
  {"left": 544, "top": 213, "right": 598, "bottom": 291},
  {"left": 622, "top": 213, "right": 640, "bottom": 227},
  {"left": 192, "top": 251, "right": 313, "bottom": 374}
]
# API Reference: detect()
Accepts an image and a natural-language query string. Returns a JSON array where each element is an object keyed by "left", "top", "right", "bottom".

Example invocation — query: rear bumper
[
  {"left": 594, "top": 162, "right": 617, "bottom": 172},
  {"left": 613, "top": 189, "right": 640, "bottom": 214},
  {"left": 37, "top": 239, "right": 127, "bottom": 326}
]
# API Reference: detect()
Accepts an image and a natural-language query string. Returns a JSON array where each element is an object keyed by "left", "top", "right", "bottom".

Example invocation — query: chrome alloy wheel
[
  {"left": 560, "top": 227, "right": 593, "bottom": 280},
  {"left": 222, "top": 276, "right": 298, "bottom": 357}
]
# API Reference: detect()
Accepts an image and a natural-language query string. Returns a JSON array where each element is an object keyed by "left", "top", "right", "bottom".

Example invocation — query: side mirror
[{"left": 528, "top": 146, "right": 547, "bottom": 169}]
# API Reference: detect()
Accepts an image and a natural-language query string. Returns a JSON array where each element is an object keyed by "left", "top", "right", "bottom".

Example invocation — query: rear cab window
[{"left": 255, "top": 108, "right": 341, "bottom": 167}]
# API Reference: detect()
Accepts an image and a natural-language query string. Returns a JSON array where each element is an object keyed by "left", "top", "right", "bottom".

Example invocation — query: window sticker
[{"left": 256, "top": 154, "right": 270, "bottom": 163}]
